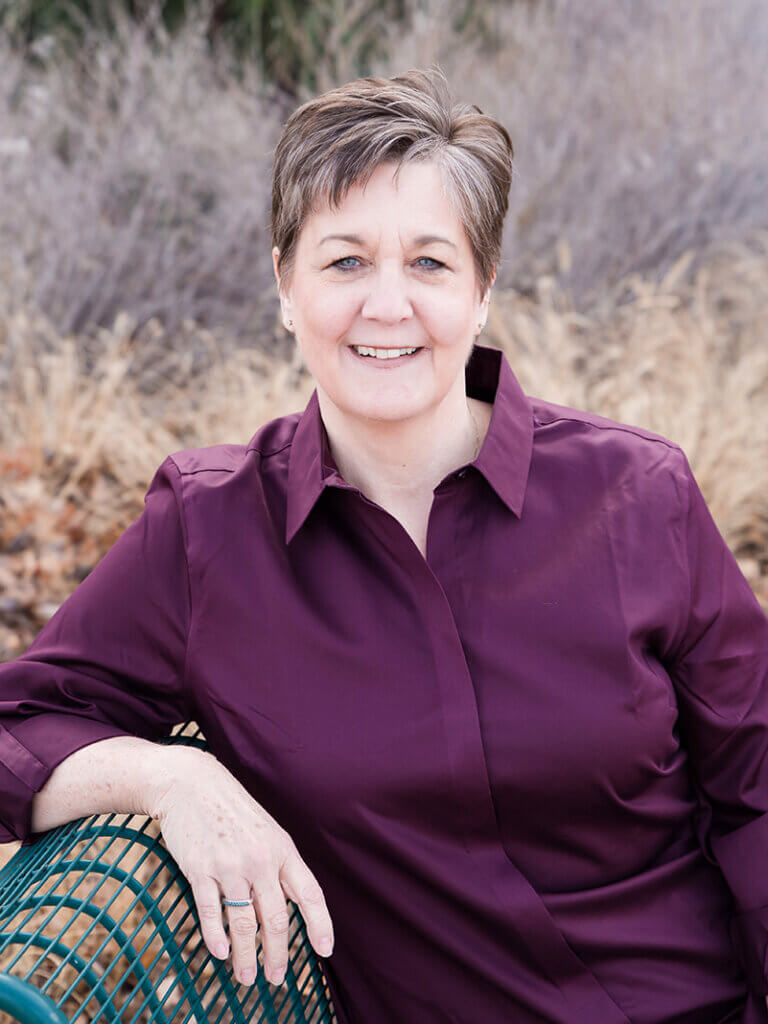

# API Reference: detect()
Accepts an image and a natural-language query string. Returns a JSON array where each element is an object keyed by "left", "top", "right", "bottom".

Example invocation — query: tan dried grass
[
  {"left": 1, "top": 237, "right": 767, "bottom": 876},
  {"left": 1, "top": 237, "right": 765, "bottom": 649}
]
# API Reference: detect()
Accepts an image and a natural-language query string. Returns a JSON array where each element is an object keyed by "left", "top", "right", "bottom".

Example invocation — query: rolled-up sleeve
[
  {"left": 0, "top": 455, "right": 192, "bottom": 847},
  {"left": 666, "top": 450, "right": 768, "bottom": 995}
]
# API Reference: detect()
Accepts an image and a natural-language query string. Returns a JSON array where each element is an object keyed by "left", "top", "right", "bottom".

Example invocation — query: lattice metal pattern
[{"left": 0, "top": 723, "right": 338, "bottom": 1024}]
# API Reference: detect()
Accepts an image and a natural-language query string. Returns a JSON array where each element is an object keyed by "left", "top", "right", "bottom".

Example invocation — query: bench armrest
[{"left": 0, "top": 721, "right": 338, "bottom": 1023}]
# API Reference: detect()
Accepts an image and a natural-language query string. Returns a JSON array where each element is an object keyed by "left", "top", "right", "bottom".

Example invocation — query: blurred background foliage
[
  {"left": 0, "top": 0, "right": 496, "bottom": 93},
  {"left": 0, "top": 0, "right": 766, "bottom": 661},
  {"left": 2, "top": 0, "right": 764, "bottom": 349}
]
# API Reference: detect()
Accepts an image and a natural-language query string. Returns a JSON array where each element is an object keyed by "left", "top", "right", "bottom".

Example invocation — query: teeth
[{"left": 353, "top": 346, "right": 419, "bottom": 359}]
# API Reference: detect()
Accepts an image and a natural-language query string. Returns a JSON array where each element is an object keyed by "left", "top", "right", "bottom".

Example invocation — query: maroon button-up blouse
[{"left": 2, "top": 343, "right": 768, "bottom": 1023}]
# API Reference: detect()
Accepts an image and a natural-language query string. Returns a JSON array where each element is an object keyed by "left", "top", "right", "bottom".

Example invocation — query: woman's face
[{"left": 273, "top": 159, "right": 493, "bottom": 425}]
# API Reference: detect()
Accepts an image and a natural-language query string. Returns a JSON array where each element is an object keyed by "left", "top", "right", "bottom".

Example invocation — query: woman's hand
[{"left": 148, "top": 749, "right": 335, "bottom": 987}]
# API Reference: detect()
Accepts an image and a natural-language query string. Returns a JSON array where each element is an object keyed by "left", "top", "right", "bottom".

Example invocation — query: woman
[{"left": 1, "top": 66, "right": 767, "bottom": 1023}]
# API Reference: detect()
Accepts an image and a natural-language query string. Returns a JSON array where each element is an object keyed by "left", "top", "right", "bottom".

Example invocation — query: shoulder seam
[
  {"left": 533, "top": 413, "right": 682, "bottom": 452},
  {"left": 171, "top": 442, "right": 293, "bottom": 476},
  {"left": 174, "top": 466, "right": 236, "bottom": 477}
]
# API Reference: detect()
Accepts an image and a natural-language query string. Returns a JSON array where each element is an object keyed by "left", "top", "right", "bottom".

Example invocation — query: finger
[
  {"left": 251, "top": 879, "right": 291, "bottom": 986},
  {"left": 189, "top": 874, "right": 230, "bottom": 961},
  {"left": 280, "top": 853, "right": 334, "bottom": 958},
  {"left": 221, "top": 883, "right": 259, "bottom": 986}
]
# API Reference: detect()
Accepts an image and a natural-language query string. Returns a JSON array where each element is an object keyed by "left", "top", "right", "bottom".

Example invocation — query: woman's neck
[{"left": 317, "top": 385, "right": 490, "bottom": 510}]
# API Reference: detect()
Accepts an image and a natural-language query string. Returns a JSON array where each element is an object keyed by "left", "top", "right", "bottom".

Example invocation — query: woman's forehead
[{"left": 300, "top": 161, "right": 464, "bottom": 248}]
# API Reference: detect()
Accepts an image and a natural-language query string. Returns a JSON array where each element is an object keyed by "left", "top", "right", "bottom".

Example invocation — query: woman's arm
[
  {"left": 0, "top": 454, "right": 193, "bottom": 846},
  {"left": 664, "top": 448, "right": 768, "bottom": 995},
  {"left": 27, "top": 730, "right": 338, "bottom": 986},
  {"left": 28, "top": 734, "right": 209, "bottom": 834}
]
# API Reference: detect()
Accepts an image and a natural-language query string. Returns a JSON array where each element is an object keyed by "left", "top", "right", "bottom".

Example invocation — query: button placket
[
  {"left": 406, "top": 488, "right": 630, "bottom": 1023},
  {"left": 329, "top": 481, "right": 629, "bottom": 1020}
]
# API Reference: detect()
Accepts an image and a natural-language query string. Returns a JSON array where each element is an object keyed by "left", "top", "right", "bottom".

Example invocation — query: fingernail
[
  {"left": 214, "top": 942, "right": 229, "bottom": 959},
  {"left": 242, "top": 970, "right": 255, "bottom": 985},
  {"left": 319, "top": 937, "right": 333, "bottom": 956}
]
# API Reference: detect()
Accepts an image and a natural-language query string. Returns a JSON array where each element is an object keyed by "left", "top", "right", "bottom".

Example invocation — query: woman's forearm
[{"left": 29, "top": 735, "right": 209, "bottom": 834}]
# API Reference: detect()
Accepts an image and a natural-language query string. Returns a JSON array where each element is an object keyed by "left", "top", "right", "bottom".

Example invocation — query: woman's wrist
[{"left": 138, "top": 743, "right": 217, "bottom": 822}]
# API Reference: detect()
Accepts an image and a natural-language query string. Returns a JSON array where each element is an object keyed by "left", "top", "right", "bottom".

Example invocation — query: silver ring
[{"left": 222, "top": 898, "right": 251, "bottom": 907}]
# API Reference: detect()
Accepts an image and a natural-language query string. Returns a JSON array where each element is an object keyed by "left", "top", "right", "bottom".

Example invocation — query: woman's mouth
[{"left": 348, "top": 344, "right": 425, "bottom": 366}]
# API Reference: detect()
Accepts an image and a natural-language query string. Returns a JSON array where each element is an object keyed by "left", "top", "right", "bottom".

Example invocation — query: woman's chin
[{"left": 336, "top": 392, "right": 432, "bottom": 423}]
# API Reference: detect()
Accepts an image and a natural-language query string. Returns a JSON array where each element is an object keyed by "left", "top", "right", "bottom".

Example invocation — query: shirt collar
[{"left": 285, "top": 343, "right": 534, "bottom": 545}]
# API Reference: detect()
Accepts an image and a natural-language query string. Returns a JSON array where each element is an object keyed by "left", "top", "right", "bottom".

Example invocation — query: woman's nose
[{"left": 360, "top": 263, "right": 413, "bottom": 324}]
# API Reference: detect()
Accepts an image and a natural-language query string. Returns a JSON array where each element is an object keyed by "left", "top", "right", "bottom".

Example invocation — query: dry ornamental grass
[{"left": 1, "top": 3, "right": 767, "bottom": 1009}]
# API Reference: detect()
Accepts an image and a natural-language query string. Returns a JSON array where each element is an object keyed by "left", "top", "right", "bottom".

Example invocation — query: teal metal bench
[{"left": 0, "top": 722, "right": 339, "bottom": 1023}]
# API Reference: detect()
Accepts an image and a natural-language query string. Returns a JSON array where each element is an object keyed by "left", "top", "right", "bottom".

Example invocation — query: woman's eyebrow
[{"left": 318, "top": 232, "right": 457, "bottom": 250}]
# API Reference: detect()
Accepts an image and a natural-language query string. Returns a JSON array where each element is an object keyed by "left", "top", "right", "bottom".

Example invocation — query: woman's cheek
[
  {"left": 308, "top": 300, "right": 355, "bottom": 340},
  {"left": 421, "top": 296, "right": 474, "bottom": 344}
]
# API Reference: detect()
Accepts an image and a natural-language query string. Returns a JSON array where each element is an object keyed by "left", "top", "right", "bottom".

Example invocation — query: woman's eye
[{"left": 330, "top": 256, "right": 445, "bottom": 272}]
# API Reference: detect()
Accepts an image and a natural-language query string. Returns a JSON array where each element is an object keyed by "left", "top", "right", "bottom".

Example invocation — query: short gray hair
[{"left": 270, "top": 65, "right": 514, "bottom": 300}]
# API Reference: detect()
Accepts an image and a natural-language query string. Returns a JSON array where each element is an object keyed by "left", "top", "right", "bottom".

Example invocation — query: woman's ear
[
  {"left": 273, "top": 246, "right": 295, "bottom": 332},
  {"left": 476, "top": 269, "right": 497, "bottom": 333},
  {"left": 483, "top": 268, "right": 497, "bottom": 309}
]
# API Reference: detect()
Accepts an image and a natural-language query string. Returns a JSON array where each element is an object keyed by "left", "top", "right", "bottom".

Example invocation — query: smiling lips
[{"left": 350, "top": 345, "right": 423, "bottom": 360}]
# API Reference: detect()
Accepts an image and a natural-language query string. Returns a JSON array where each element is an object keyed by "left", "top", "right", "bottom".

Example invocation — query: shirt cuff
[
  {"left": 0, "top": 715, "right": 134, "bottom": 845},
  {"left": 711, "top": 811, "right": 768, "bottom": 995}
]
